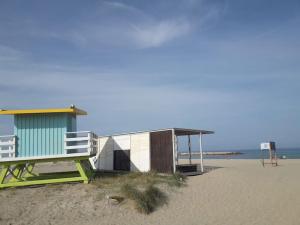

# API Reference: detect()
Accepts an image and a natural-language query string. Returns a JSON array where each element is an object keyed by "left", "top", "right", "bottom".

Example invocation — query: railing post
[
  {"left": 64, "top": 133, "right": 67, "bottom": 154},
  {"left": 64, "top": 131, "right": 98, "bottom": 156},
  {"left": 12, "top": 136, "right": 15, "bottom": 157},
  {"left": 0, "top": 135, "right": 16, "bottom": 158},
  {"left": 88, "top": 132, "right": 91, "bottom": 154}
]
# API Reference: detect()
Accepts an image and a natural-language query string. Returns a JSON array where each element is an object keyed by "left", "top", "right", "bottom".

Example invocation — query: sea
[{"left": 179, "top": 148, "right": 300, "bottom": 159}]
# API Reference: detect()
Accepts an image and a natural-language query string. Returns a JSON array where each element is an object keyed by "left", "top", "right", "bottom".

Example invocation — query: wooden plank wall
[
  {"left": 14, "top": 113, "right": 76, "bottom": 157},
  {"left": 150, "top": 130, "right": 173, "bottom": 173}
]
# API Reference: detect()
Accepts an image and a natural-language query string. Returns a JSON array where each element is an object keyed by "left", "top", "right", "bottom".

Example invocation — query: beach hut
[
  {"left": 0, "top": 106, "right": 97, "bottom": 188},
  {"left": 96, "top": 128, "right": 214, "bottom": 174},
  {"left": 0, "top": 106, "right": 98, "bottom": 157}
]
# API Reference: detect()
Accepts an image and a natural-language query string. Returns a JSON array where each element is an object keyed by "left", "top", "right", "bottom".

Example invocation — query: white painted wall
[
  {"left": 113, "top": 135, "right": 130, "bottom": 150},
  {"left": 97, "top": 136, "right": 114, "bottom": 170},
  {"left": 130, "top": 132, "right": 150, "bottom": 172},
  {"left": 96, "top": 132, "right": 151, "bottom": 172}
]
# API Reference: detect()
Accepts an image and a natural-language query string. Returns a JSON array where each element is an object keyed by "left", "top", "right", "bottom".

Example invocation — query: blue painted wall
[{"left": 14, "top": 113, "right": 77, "bottom": 157}]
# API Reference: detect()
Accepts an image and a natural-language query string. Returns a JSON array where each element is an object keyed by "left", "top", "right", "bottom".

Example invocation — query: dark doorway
[{"left": 114, "top": 150, "right": 131, "bottom": 171}]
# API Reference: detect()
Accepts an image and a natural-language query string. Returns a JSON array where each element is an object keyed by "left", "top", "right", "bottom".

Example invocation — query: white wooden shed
[{"left": 94, "top": 128, "right": 214, "bottom": 174}]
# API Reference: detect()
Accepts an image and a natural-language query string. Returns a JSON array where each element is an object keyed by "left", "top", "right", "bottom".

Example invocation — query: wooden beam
[{"left": 188, "top": 135, "right": 192, "bottom": 164}]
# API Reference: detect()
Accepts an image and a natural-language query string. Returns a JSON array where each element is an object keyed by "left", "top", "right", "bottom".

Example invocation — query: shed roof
[
  {"left": 99, "top": 128, "right": 214, "bottom": 138},
  {"left": 0, "top": 107, "right": 87, "bottom": 115},
  {"left": 173, "top": 128, "right": 214, "bottom": 136}
]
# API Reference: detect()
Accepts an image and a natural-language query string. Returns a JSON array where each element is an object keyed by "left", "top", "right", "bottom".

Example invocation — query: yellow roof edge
[{"left": 0, "top": 107, "right": 87, "bottom": 115}]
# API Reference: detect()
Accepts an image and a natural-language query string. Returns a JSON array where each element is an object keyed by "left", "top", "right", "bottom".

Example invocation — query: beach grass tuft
[
  {"left": 92, "top": 171, "right": 184, "bottom": 214},
  {"left": 92, "top": 171, "right": 185, "bottom": 190},
  {"left": 170, "top": 172, "right": 186, "bottom": 187},
  {"left": 121, "top": 183, "right": 167, "bottom": 214}
]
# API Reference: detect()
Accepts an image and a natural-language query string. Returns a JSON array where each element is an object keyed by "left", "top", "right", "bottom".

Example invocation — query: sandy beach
[{"left": 1, "top": 159, "right": 300, "bottom": 225}]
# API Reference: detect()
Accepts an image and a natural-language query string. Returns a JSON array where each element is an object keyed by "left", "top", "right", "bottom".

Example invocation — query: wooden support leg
[
  {"left": 23, "top": 163, "right": 37, "bottom": 178},
  {"left": 0, "top": 157, "right": 93, "bottom": 188},
  {"left": 0, "top": 165, "right": 9, "bottom": 184},
  {"left": 75, "top": 160, "right": 90, "bottom": 184},
  {"left": 9, "top": 164, "right": 26, "bottom": 182},
  {"left": 83, "top": 160, "right": 94, "bottom": 179}
]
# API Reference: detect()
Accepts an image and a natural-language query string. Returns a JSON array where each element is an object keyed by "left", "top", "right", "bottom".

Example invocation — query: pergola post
[
  {"left": 188, "top": 135, "right": 192, "bottom": 164},
  {"left": 199, "top": 133, "right": 204, "bottom": 173},
  {"left": 172, "top": 129, "right": 177, "bottom": 173},
  {"left": 175, "top": 135, "right": 179, "bottom": 165}
]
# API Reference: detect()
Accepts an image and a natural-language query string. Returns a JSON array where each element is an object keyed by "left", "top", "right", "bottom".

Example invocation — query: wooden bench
[{"left": 0, "top": 153, "right": 94, "bottom": 189}]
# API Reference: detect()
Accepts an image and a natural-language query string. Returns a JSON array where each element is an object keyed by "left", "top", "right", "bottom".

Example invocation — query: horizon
[{"left": 0, "top": 0, "right": 300, "bottom": 150}]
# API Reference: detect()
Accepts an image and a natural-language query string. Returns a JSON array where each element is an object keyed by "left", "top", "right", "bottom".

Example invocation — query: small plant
[
  {"left": 170, "top": 172, "right": 186, "bottom": 187},
  {"left": 92, "top": 171, "right": 186, "bottom": 213},
  {"left": 144, "top": 185, "right": 167, "bottom": 209},
  {"left": 121, "top": 184, "right": 141, "bottom": 201},
  {"left": 121, "top": 183, "right": 167, "bottom": 214},
  {"left": 173, "top": 172, "right": 186, "bottom": 181}
]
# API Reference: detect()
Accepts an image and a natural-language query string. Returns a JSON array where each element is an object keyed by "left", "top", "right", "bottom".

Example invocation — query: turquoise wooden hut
[
  {"left": 0, "top": 106, "right": 87, "bottom": 157},
  {"left": 0, "top": 106, "right": 99, "bottom": 188}
]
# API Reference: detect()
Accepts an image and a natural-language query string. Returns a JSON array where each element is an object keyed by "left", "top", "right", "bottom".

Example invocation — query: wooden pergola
[{"left": 173, "top": 128, "right": 214, "bottom": 173}]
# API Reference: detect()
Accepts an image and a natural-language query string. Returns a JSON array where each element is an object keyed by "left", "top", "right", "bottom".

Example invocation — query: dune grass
[
  {"left": 121, "top": 183, "right": 167, "bottom": 214},
  {"left": 92, "top": 171, "right": 185, "bottom": 190},
  {"left": 92, "top": 171, "right": 186, "bottom": 214}
]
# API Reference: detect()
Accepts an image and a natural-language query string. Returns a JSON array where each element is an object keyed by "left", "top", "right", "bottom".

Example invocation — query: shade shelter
[{"left": 174, "top": 128, "right": 214, "bottom": 173}]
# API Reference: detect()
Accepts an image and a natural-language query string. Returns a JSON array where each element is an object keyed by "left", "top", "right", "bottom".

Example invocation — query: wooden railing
[
  {"left": 64, "top": 131, "right": 98, "bottom": 156},
  {"left": 0, "top": 135, "right": 16, "bottom": 158}
]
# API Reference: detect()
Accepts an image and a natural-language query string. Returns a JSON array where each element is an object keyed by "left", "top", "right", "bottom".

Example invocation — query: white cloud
[
  {"left": 130, "top": 19, "right": 191, "bottom": 48},
  {"left": 52, "top": 2, "right": 194, "bottom": 49},
  {"left": 0, "top": 1, "right": 223, "bottom": 50},
  {"left": 103, "top": 1, "right": 144, "bottom": 15},
  {"left": 63, "top": 17, "right": 191, "bottom": 49}
]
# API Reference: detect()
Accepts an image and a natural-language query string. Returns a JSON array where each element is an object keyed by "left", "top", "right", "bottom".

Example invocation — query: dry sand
[{"left": 1, "top": 159, "right": 300, "bottom": 225}]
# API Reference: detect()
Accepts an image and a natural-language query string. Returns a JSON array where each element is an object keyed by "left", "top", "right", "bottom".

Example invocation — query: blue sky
[{"left": 0, "top": 0, "right": 299, "bottom": 150}]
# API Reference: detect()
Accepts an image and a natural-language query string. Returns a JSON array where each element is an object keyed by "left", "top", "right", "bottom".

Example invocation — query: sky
[{"left": 0, "top": 0, "right": 299, "bottom": 150}]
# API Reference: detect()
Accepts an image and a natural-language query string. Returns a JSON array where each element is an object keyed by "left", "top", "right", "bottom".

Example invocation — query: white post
[
  {"left": 199, "top": 133, "right": 204, "bottom": 173},
  {"left": 172, "top": 129, "right": 176, "bottom": 173},
  {"left": 188, "top": 135, "right": 192, "bottom": 164},
  {"left": 64, "top": 133, "right": 67, "bottom": 154},
  {"left": 88, "top": 132, "right": 91, "bottom": 154},
  {"left": 12, "top": 136, "right": 15, "bottom": 157},
  {"left": 175, "top": 135, "right": 179, "bottom": 165},
  {"left": 10, "top": 136, "right": 16, "bottom": 157}
]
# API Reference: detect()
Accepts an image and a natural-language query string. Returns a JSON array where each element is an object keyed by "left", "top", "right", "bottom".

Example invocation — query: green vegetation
[
  {"left": 92, "top": 171, "right": 186, "bottom": 214},
  {"left": 121, "top": 184, "right": 167, "bottom": 214},
  {"left": 92, "top": 171, "right": 185, "bottom": 190}
]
